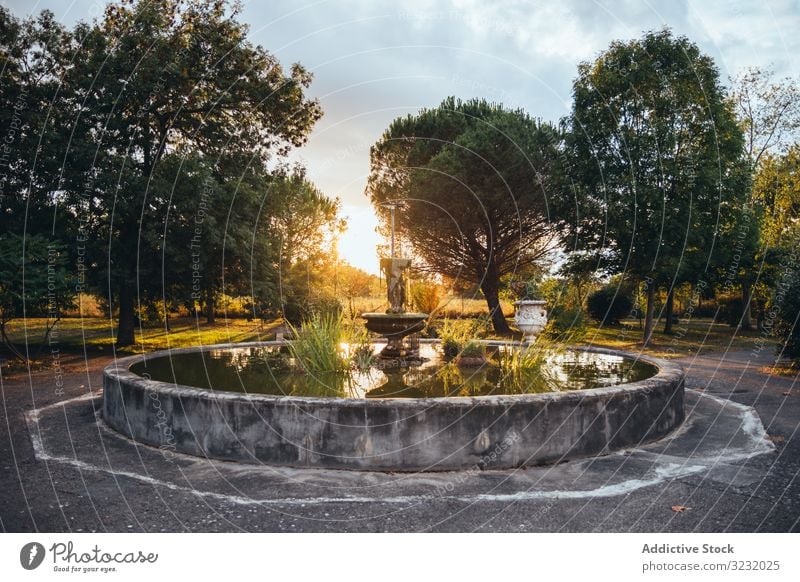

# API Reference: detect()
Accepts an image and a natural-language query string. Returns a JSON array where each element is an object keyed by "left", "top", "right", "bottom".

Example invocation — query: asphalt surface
[{"left": 1, "top": 347, "right": 798, "bottom": 532}]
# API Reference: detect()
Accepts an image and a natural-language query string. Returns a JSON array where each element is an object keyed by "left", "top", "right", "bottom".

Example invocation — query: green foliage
[
  {"left": 544, "top": 306, "right": 587, "bottom": 341},
  {"left": 717, "top": 293, "right": 744, "bottom": 326},
  {"left": 753, "top": 147, "right": 800, "bottom": 247},
  {"left": 0, "top": 234, "right": 76, "bottom": 359},
  {"left": 438, "top": 318, "right": 490, "bottom": 359},
  {"left": 342, "top": 313, "right": 376, "bottom": 371},
  {"left": 775, "top": 280, "right": 800, "bottom": 361},
  {"left": 563, "top": 29, "right": 750, "bottom": 339},
  {"left": 587, "top": 287, "right": 634, "bottom": 325}
]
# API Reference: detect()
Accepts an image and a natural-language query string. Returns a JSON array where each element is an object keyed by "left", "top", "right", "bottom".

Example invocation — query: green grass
[
  {"left": 3, "top": 316, "right": 281, "bottom": 356},
  {"left": 578, "top": 318, "right": 774, "bottom": 358},
  {"left": 2, "top": 313, "right": 777, "bottom": 369}
]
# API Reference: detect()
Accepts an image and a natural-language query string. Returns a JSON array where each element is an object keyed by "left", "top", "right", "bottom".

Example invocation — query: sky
[{"left": 4, "top": 0, "right": 800, "bottom": 273}]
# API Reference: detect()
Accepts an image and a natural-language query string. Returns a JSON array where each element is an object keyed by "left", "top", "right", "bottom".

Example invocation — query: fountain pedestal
[
  {"left": 362, "top": 312, "right": 428, "bottom": 358},
  {"left": 362, "top": 256, "right": 428, "bottom": 360}
]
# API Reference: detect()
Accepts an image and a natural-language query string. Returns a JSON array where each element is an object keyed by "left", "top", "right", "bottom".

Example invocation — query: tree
[
  {"left": 142, "top": 156, "right": 342, "bottom": 325},
  {"left": 754, "top": 146, "right": 800, "bottom": 247},
  {"left": 60, "top": 0, "right": 321, "bottom": 345},
  {"left": 0, "top": 9, "right": 77, "bottom": 360},
  {"left": 0, "top": 234, "right": 75, "bottom": 360},
  {"left": 268, "top": 170, "right": 344, "bottom": 322},
  {"left": 730, "top": 67, "right": 800, "bottom": 169},
  {"left": 367, "top": 97, "right": 563, "bottom": 334},
  {"left": 563, "top": 29, "right": 748, "bottom": 343},
  {"left": 729, "top": 67, "right": 800, "bottom": 328},
  {"left": 337, "top": 263, "right": 377, "bottom": 318}
]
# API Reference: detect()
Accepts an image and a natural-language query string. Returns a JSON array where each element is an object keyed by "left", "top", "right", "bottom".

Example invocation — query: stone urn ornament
[
  {"left": 511, "top": 280, "right": 547, "bottom": 341},
  {"left": 514, "top": 299, "right": 548, "bottom": 341}
]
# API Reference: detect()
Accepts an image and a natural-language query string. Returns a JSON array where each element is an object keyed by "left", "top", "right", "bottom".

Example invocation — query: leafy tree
[
  {"left": 59, "top": 0, "right": 322, "bottom": 345},
  {"left": 729, "top": 67, "right": 800, "bottom": 328},
  {"left": 0, "top": 9, "right": 77, "bottom": 359},
  {"left": 563, "top": 29, "right": 749, "bottom": 343},
  {"left": 753, "top": 147, "right": 800, "bottom": 247},
  {"left": 367, "top": 97, "right": 563, "bottom": 334},
  {"left": 337, "top": 263, "right": 377, "bottom": 318},
  {"left": 730, "top": 67, "right": 800, "bottom": 169},
  {"left": 268, "top": 170, "right": 344, "bottom": 322}
]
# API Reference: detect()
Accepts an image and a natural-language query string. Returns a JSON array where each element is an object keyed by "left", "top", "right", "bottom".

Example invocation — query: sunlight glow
[{"left": 337, "top": 205, "right": 382, "bottom": 275}]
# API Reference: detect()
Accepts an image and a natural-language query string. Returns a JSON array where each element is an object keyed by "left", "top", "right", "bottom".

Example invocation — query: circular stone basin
[{"left": 103, "top": 341, "right": 684, "bottom": 471}]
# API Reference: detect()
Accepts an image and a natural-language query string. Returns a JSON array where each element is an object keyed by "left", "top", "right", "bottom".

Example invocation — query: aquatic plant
[
  {"left": 287, "top": 312, "right": 349, "bottom": 375},
  {"left": 438, "top": 318, "right": 483, "bottom": 359},
  {"left": 495, "top": 341, "right": 554, "bottom": 393},
  {"left": 342, "top": 313, "right": 377, "bottom": 371}
]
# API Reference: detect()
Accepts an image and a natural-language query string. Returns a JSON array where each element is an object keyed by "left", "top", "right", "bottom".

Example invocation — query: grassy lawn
[
  {"left": 578, "top": 318, "right": 773, "bottom": 359},
  {"left": 3, "top": 316, "right": 281, "bottom": 357},
  {"left": 1, "top": 313, "right": 778, "bottom": 374}
]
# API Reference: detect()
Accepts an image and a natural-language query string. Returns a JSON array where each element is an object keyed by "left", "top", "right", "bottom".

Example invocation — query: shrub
[
  {"left": 282, "top": 294, "right": 342, "bottom": 325},
  {"left": 411, "top": 281, "right": 440, "bottom": 314},
  {"left": 460, "top": 341, "right": 486, "bottom": 359},
  {"left": 439, "top": 318, "right": 471, "bottom": 359},
  {"left": 441, "top": 337, "right": 461, "bottom": 359},
  {"left": 690, "top": 302, "right": 718, "bottom": 319},
  {"left": 586, "top": 287, "right": 633, "bottom": 325},
  {"left": 544, "top": 305, "right": 586, "bottom": 341},
  {"left": 717, "top": 294, "right": 743, "bottom": 327},
  {"left": 774, "top": 267, "right": 800, "bottom": 362}
]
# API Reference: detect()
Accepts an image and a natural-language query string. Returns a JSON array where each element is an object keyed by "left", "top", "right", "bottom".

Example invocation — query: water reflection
[{"left": 131, "top": 343, "right": 657, "bottom": 399}]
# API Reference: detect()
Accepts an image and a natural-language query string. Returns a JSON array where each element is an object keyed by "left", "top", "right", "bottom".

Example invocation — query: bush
[
  {"left": 717, "top": 294, "right": 743, "bottom": 327},
  {"left": 460, "top": 341, "right": 486, "bottom": 359},
  {"left": 441, "top": 337, "right": 461, "bottom": 359},
  {"left": 282, "top": 294, "right": 342, "bottom": 325},
  {"left": 411, "top": 281, "right": 440, "bottom": 314},
  {"left": 544, "top": 305, "right": 586, "bottom": 340},
  {"left": 139, "top": 301, "right": 167, "bottom": 327},
  {"left": 774, "top": 268, "right": 800, "bottom": 362},
  {"left": 689, "top": 302, "right": 718, "bottom": 319},
  {"left": 586, "top": 287, "right": 633, "bottom": 325}
]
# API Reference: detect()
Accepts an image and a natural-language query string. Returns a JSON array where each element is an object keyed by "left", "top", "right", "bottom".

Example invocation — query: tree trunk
[
  {"left": 116, "top": 284, "right": 136, "bottom": 347},
  {"left": 205, "top": 285, "right": 215, "bottom": 324},
  {"left": 643, "top": 283, "right": 656, "bottom": 346},
  {"left": 481, "top": 279, "right": 510, "bottom": 335},
  {"left": 741, "top": 280, "right": 753, "bottom": 330},
  {"left": 663, "top": 287, "right": 675, "bottom": 335}
]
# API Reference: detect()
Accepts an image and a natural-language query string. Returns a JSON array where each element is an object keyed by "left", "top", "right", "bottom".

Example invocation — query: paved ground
[{"left": 1, "top": 347, "right": 798, "bottom": 532}]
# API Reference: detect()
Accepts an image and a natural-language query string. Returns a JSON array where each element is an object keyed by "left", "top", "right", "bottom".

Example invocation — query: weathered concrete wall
[{"left": 103, "top": 343, "right": 684, "bottom": 471}]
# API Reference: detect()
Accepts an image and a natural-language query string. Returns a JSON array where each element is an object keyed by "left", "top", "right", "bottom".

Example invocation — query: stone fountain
[{"left": 361, "top": 204, "right": 428, "bottom": 359}]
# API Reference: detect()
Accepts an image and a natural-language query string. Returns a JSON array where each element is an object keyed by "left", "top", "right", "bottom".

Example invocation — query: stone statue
[{"left": 381, "top": 257, "right": 410, "bottom": 314}]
